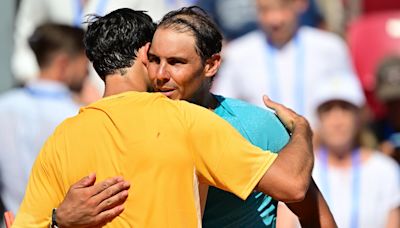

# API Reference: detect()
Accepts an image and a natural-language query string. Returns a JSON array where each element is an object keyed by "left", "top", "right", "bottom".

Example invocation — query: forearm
[
  {"left": 286, "top": 179, "right": 337, "bottom": 228},
  {"left": 284, "top": 118, "right": 314, "bottom": 181},
  {"left": 257, "top": 117, "right": 314, "bottom": 202}
]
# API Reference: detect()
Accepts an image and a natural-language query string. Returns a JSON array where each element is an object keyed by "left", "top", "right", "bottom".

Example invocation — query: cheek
[{"left": 147, "top": 64, "right": 157, "bottom": 81}]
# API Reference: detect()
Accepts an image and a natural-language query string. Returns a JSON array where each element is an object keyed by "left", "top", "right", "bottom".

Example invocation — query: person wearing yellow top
[{"left": 14, "top": 8, "right": 314, "bottom": 227}]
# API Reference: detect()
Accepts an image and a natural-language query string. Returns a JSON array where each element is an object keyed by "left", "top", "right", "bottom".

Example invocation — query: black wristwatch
[{"left": 51, "top": 208, "right": 59, "bottom": 228}]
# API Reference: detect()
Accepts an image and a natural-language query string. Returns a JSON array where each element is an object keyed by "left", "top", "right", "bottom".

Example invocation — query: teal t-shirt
[{"left": 202, "top": 95, "right": 290, "bottom": 228}]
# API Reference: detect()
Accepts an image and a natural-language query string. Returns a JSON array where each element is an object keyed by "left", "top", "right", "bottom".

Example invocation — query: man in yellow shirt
[{"left": 14, "top": 8, "right": 313, "bottom": 227}]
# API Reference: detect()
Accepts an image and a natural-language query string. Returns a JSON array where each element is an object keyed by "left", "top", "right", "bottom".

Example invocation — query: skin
[
  {"left": 56, "top": 27, "right": 321, "bottom": 227},
  {"left": 256, "top": 0, "right": 307, "bottom": 47},
  {"left": 278, "top": 100, "right": 399, "bottom": 227},
  {"left": 318, "top": 101, "right": 359, "bottom": 156},
  {"left": 40, "top": 52, "right": 88, "bottom": 91},
  {"left": 63, "top": 52, "right": 89, "bottom": 93},
  {"left": 321, "top": 101, "right": 398, "bottom": 228}
]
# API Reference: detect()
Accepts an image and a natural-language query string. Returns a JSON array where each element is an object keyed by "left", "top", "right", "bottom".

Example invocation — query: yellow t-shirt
[{"left": 14, "top": 91, "right": 277, "bottom": 228}]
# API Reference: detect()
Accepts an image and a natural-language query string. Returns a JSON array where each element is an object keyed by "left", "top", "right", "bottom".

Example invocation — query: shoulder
[
  {"left": 0, "top": 89, "right": 30, "bottom": 116},
  {"left": 300, "top": 26, "right": 347, "bottom": 49},
  {"left": 368, "top": 152, "right": 399, "bottom": 172},
  {"left": 221, "top": 96, "right": 276, "bottom": 119},
  {"left": 0, "top": 88, "right": 26, "bottom": 106},
  {"left": 219, "top": 96, "right": 290, "bottom": 150}
]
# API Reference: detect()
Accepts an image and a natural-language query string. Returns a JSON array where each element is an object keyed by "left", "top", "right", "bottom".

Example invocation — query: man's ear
[
  {"left": 138, "top": 42, "right": 151, "bottom": 66},
  {"left": 204, "top": 53, "right": 222, "bottom": 78},
  {"left": 54, "top": 53, "right": 70, "bottom": 81}
]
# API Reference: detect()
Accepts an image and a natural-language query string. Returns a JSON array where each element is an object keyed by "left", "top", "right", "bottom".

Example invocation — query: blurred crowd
[{"left": 0, "top": 0, "right": 399, "bottom": 227}]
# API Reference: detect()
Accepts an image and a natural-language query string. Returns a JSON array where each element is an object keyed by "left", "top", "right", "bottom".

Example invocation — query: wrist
[
  {"left": 50, "top": 208, "right": 59, "bottom": 228},
  {"left": 53, "top": 206, "right": 69, "bottom": 228}
]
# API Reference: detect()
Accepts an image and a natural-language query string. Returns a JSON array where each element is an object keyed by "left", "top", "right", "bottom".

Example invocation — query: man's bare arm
[
  {"left": 256, "top": 96, "right": 314, "bottom": 203},
  {"left": 285, "top": 179, "right": 337, "bottom": 227},
  {"left": 55, "top": 173, "right": 130, "bottom": 228}
]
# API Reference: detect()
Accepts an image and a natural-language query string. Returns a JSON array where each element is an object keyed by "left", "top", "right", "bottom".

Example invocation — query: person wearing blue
[
  {"left": 204, "top": 95, "right": 289, "bottom": 227},
  {"left": 0, "top": 23, "right": 88, "bottom": 215},
  {"left": 50, "top": 7, "right": 336, "bottom": 227}
]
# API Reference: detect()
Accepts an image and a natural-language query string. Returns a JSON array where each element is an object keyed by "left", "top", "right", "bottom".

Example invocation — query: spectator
[
  {"left": 212, "top": 0, "right": 356, "bottom": 127},
  {"left": 278, "top": 73, "right": 400, "bottom": 228},
  {"left": 0, "top": 23, "right": 87, "bottom": 214},
  {"left": 373, "top": 56, "right": 400, "bottom": 164},
  {"left": 12, "top": 0, "right": 170, "bottom": 102},
  {"left": 196, "top": 0, "right": 322, "bottom": 42}
]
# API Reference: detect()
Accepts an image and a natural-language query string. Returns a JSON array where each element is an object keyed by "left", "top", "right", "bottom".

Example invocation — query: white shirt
[
  {"left": 0, "top": 80, "right": 79, "bottom": 213},
  {"left": 212, "top": 27, "right": 356, "bottom": 126},
  {"left": 313, "top": 152, "right": 400, "bottom": 228}
]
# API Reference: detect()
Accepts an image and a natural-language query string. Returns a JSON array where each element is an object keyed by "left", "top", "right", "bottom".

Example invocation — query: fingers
[
  {"left": 91, "top": 176, "right": 126, "bottom": 196},
  {"left": 93, "top": 205, "right": 125, "bottom": 227},
  {"left": 72, "top": 173, "right": 97, "bottom": 189},
  {"left": 92, "top": 179, "right": 130, "bottom": 206},
  {"left": 96, "top": 189, "right": 129, "bottom": 213},
  {"left": 263, "top": 95, "right": 278, "bottom": 111},
  {"left": 262, "top": 95, "right": 297, "bottom": 131}
]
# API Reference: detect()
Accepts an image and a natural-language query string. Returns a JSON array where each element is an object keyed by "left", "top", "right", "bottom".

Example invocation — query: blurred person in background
[
  {"left": 212, "top": 0, "right": 356, "bottom": 127},
  {"left": 196, "top": 0, "right": 323, "bottom": 42},
  {"left": 278, "top": 73, "right": 400, "bottom": 228},
  {"left": 12, "top": 0, "right": 172, "bottom": 103},
  {"left": 50, "top": 7, "right": 335, "bottom": 228},
  {"left": 372, "top": 56, "right": 400, "bottom": 164},
  {"left": 0, "top": 23, "right": 87, "bottom": 215}
]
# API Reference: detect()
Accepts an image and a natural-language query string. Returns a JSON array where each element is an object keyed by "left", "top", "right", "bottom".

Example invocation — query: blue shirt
[
  {"left": 203, "top": 95, "right": 290, "bottom": 227},
  {"left": 0, "top": 80, "right": 79, "bottom": 213}
]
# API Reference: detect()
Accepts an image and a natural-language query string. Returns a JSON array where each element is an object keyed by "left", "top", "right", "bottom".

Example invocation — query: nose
[{"left": 155, "top": 63, "right": 170, "bottom": 87}]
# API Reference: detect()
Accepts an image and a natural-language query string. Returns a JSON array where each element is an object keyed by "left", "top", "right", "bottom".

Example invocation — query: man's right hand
[
  {"left": 262, "top": 95, "right": 308, "bottom": 133},
  {"left": 56, "top": 173, "right": 130, "bottom": 228}
]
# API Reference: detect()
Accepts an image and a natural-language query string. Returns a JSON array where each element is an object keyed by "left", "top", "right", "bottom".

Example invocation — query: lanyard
[
  {"left": 265, "top": 33, "right": 305, "bottom": 115},
  {"left": 25, "top": 87, "right": 70, "bottom": 99},
  {"left": 73, "top": 0, "right": 108, "bottom": 27},
  {"left": 319, "top": 148, "right": 361, "bottom": 228}
]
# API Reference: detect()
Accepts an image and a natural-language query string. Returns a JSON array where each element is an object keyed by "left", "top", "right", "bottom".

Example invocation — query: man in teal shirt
[
  {"left": 53, "top": 6, "right": 336, "bottom": 228},
  {"left": 204, "top": 95, "right": 289, "bottom": 226}
]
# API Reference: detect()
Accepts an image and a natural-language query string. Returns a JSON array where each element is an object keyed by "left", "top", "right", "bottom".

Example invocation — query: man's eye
[
  {"left": 149, "top": 56, "right": 160, "bottom": 64},
  {"left": 169, "top": 59, "right": 183, "bottom": 65}
]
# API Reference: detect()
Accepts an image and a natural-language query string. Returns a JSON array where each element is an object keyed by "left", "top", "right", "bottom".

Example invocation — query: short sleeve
[
  {"left": 13, "top": 128, "right": 66, "bottom": 227},
  {"left": 181, "top": 101, "right": 277, "bottom": 200}
]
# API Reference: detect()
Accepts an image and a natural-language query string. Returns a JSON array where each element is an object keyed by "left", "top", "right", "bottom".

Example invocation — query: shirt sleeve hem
[{"left": 237, "top": 152, "right": 278, "bottom": 200}]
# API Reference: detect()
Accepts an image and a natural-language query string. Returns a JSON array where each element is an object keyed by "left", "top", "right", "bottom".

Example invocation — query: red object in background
[
  {"left": 347, "top": 11, "right": 400, "bottom": 119},
  {"left": 4, "top": 211, "right": 14, "bottom": 228},
  {"left": 363, "top": 0, "right": 400, "bottom": 14}
]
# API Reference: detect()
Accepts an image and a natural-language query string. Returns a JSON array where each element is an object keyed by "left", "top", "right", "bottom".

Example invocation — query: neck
[
  {"left": 38, "top": 66, "right": 63, "bottom": 82},
  {"left": 326, "top": 145, "right": 355, "bottom": 168},
  {"left": 103, "top": 66, "right": 147, "bottom": 97},
  {"left": 189, "top": 84, "right": 219, "bottom": 110},
  {"left": 268, "top": 28, "right": 298, "bottom": 49}
]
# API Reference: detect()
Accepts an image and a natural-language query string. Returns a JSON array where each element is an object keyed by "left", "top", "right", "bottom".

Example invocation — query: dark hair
[
  {"left": 29, "top": 23, "right": 85, "bottom": 68},
  {"left": 84, "top": 8, "right": 156, "bottom": 81},
  {"left": 158, "top": 6, "right": 223, "bottom": 64}
]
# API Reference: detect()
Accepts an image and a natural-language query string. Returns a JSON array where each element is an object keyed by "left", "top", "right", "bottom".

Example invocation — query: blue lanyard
[
  {"left": 25, "top": 87, "right": 70, "bottom": 99},
  {"left": 73, "top": 0, "right": 108, "bottom": 27},
  {"left": 265, "top": 33, "right": 305, "bottom": 115},
  {"left": 319, "top": 148, "right": 361, "bottom": 228}
]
